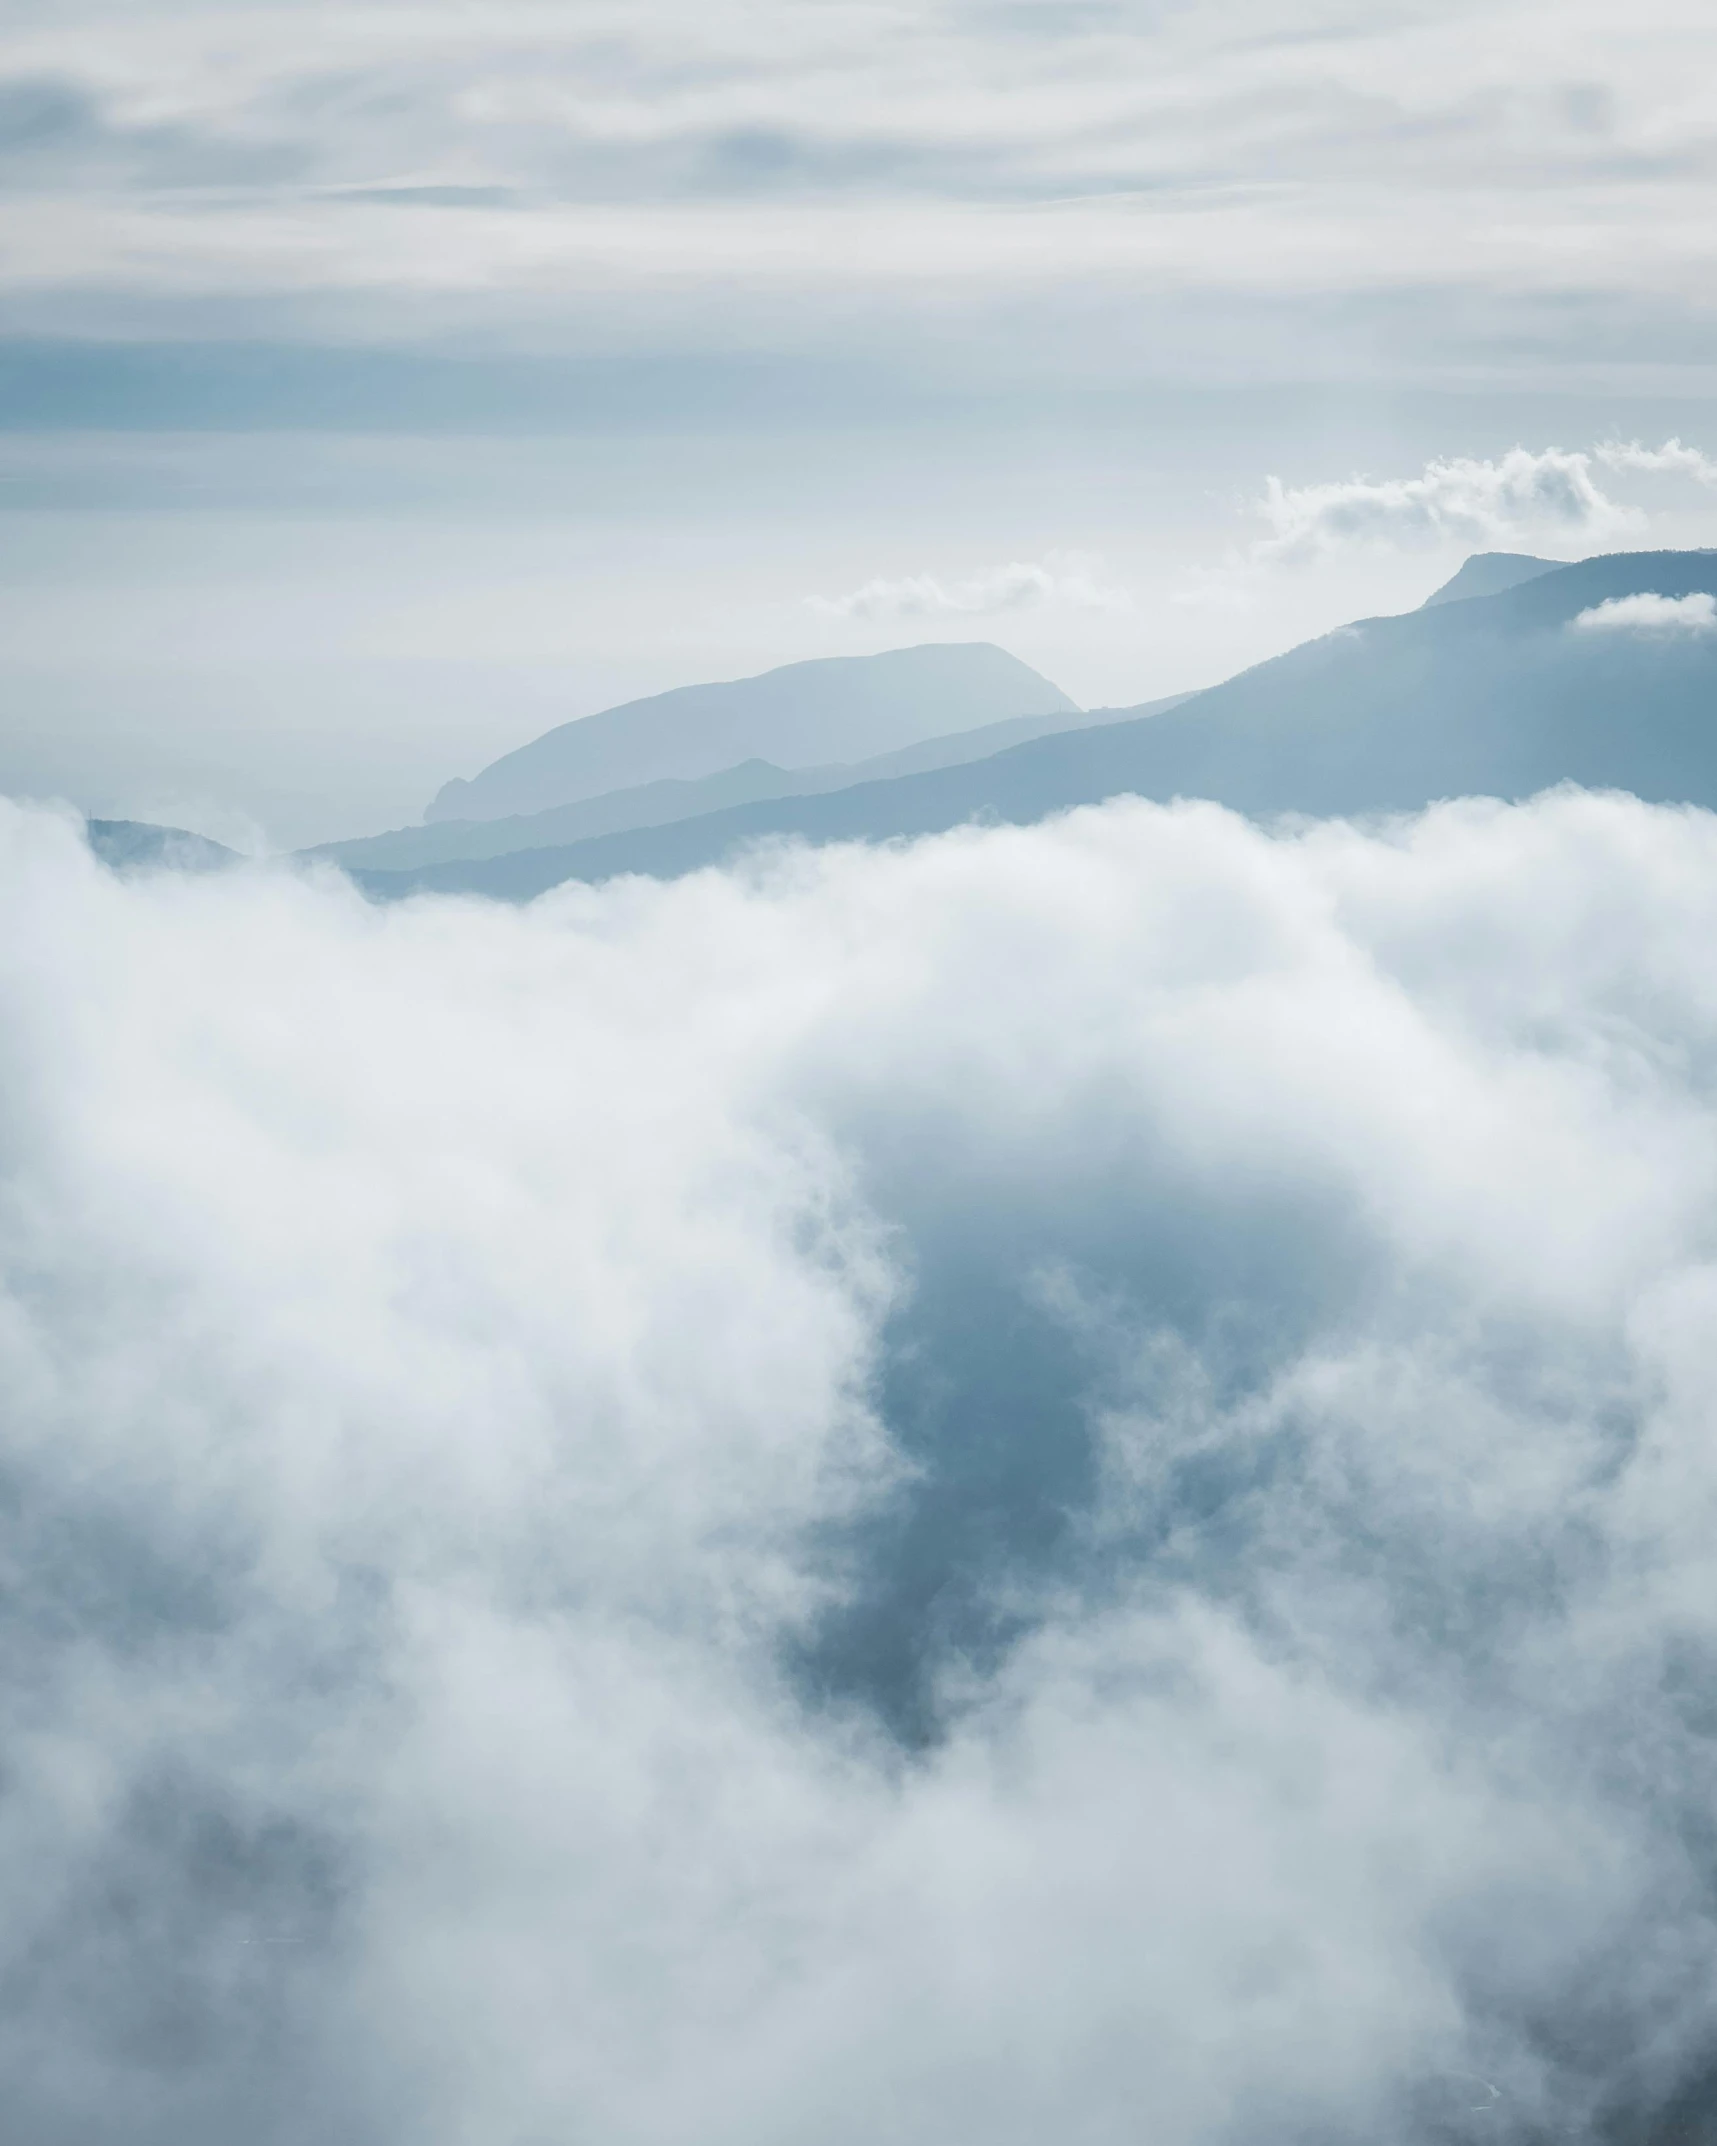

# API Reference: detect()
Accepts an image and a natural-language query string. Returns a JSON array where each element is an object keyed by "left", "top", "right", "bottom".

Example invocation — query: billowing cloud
[
  {"left": 7, "top": 788, "right": 1717, "bottom": 2140},
  {"left": 1252, "top": 437, "right": 1717, "bottom": 568},
  {"left": 1572, "top": 590, "right": 1717, "bottom": 634},
  {"left": 809, "top": 552, "right": 1129, "bottom": 620},
  {"left": 1597, "top": 437, "right": 1717, "bottom": 487},
  {"left": 1254, "top": 445, "right": 1636, "bottom": 563}
]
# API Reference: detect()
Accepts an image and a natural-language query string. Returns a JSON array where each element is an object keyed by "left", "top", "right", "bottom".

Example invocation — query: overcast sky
[{"left": 6, "top": 0, "right": 1717, "bottom": 841}]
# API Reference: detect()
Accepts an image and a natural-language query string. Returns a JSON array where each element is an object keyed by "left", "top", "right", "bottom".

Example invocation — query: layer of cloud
[
  {"left": 808, "top": 552, "right": 1129, "bottom": 621},
  {"left": 1572, "top": 590, "right": 1717, "bottom": 634},
  {"left": 7, "top": 789, "right": 1717, "bottom": 2139}
]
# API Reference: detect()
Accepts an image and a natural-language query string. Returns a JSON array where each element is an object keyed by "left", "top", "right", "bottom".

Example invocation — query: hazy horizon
[{"left": 6, "top": 0, "right": 1717, "bottom": 842}]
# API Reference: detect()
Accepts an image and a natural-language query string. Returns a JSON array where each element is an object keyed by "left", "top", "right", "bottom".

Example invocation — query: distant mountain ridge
[
  {"left": 317, "top": 697, "right": 1188, "bottom": 874},
  {"left": 354, "top": 550, "right": 1717, "bottom": 903},
  {"left": 87, "top": 819, "right": 237, "bottom": 872},
  {"left": 1420, "top": 551, "right": 1560, "bottom": 607},
  {"left": 425, "top": 643, "right": 1078, "bottom": 823}
]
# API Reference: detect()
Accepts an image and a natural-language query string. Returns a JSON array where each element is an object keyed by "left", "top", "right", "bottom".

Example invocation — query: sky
[{"left": 6, "top": 0, "right": 1717, "bottom": 841}]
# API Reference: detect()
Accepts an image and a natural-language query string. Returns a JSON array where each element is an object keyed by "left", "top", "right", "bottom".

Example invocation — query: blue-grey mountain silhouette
[
  {"left": 318, "top": 698, "right": 1188, "bottom": 875},
  {"left": 87, "top": 819, "right": 238, "bottom": 872},
  {"left": 1419, "top": 550, "right": 1560, "bottom": 607},
  {"left": 423, "top": 642, "right": 1079, "bottom": 823},
  {"left": 357, "top": 551, "right": 1717, "bottom": 904}
]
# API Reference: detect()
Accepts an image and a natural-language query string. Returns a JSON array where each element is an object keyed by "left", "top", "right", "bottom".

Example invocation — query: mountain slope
[
  {"left": 355, "top": 550, "right": 1717, "bottom": 903},
  {"left": 87, "top": 819, "right": 238, "bottom": 872},
  {"left": 425, "top": 643, "right": 1078, "bottom": 823},
  {"left": 316, "top": 697, "right": 1187, "bottom": 874},
  {"left": 1420, "top": 551, "right": 1559, "bottom": 607}
]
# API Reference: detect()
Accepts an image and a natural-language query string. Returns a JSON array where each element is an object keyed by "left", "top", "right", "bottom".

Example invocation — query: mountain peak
[
  {"left": 86, "top": 819, "right": 238, "bottom": 872},
  {"left": 1420, "top": 551, "right": 1561, "bottom": 608},
  {"left": 425, "top": 642, "right": 1077, "bottom": 824}
]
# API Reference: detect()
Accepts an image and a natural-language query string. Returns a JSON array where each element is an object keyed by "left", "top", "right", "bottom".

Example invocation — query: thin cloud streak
[
  {"left": 809, "top": 553, "right": 1130, "bottom": 621},
  {"left": 1572, "top": 590, "right": 1717, "bottom": 633}
]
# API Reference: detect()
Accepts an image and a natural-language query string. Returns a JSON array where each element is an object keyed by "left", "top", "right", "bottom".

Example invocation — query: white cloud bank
[
  {"left": 1573, "top": 591, "right": 1717, "bottom": 635},
  {"left": 809, "top": 552, "right": 1129, "bottom": 621},
  {"left": 6, "top": 790, "right": 1717, "bottom": 2141}
]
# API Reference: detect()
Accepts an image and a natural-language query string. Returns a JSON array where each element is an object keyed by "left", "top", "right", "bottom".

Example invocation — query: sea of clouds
[{"left": 4, "top": 786, "right": 1717, "bottom": 2145}]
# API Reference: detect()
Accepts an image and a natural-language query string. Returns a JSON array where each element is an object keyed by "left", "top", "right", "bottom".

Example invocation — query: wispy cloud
[
  {"left": 809, "top": 552, "right": 1130, "bottom": 621},
  {"left": 1596, "top": 436, "right": 1717, "bottom": 487},
  {"left": 1240, "top": 436, "right": 1717, "bottom": 572},
  {"left": 1254, "top": 446, "right": 1637, "bottom": 564},
  {"left": 1572, "top": 590, "right": 1717, "bottom": 635}
]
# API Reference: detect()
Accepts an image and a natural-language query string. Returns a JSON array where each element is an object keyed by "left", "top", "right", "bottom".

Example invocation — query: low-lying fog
[{"left": 4, "top": 786, "right": 1717, "bottom": 2144}]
